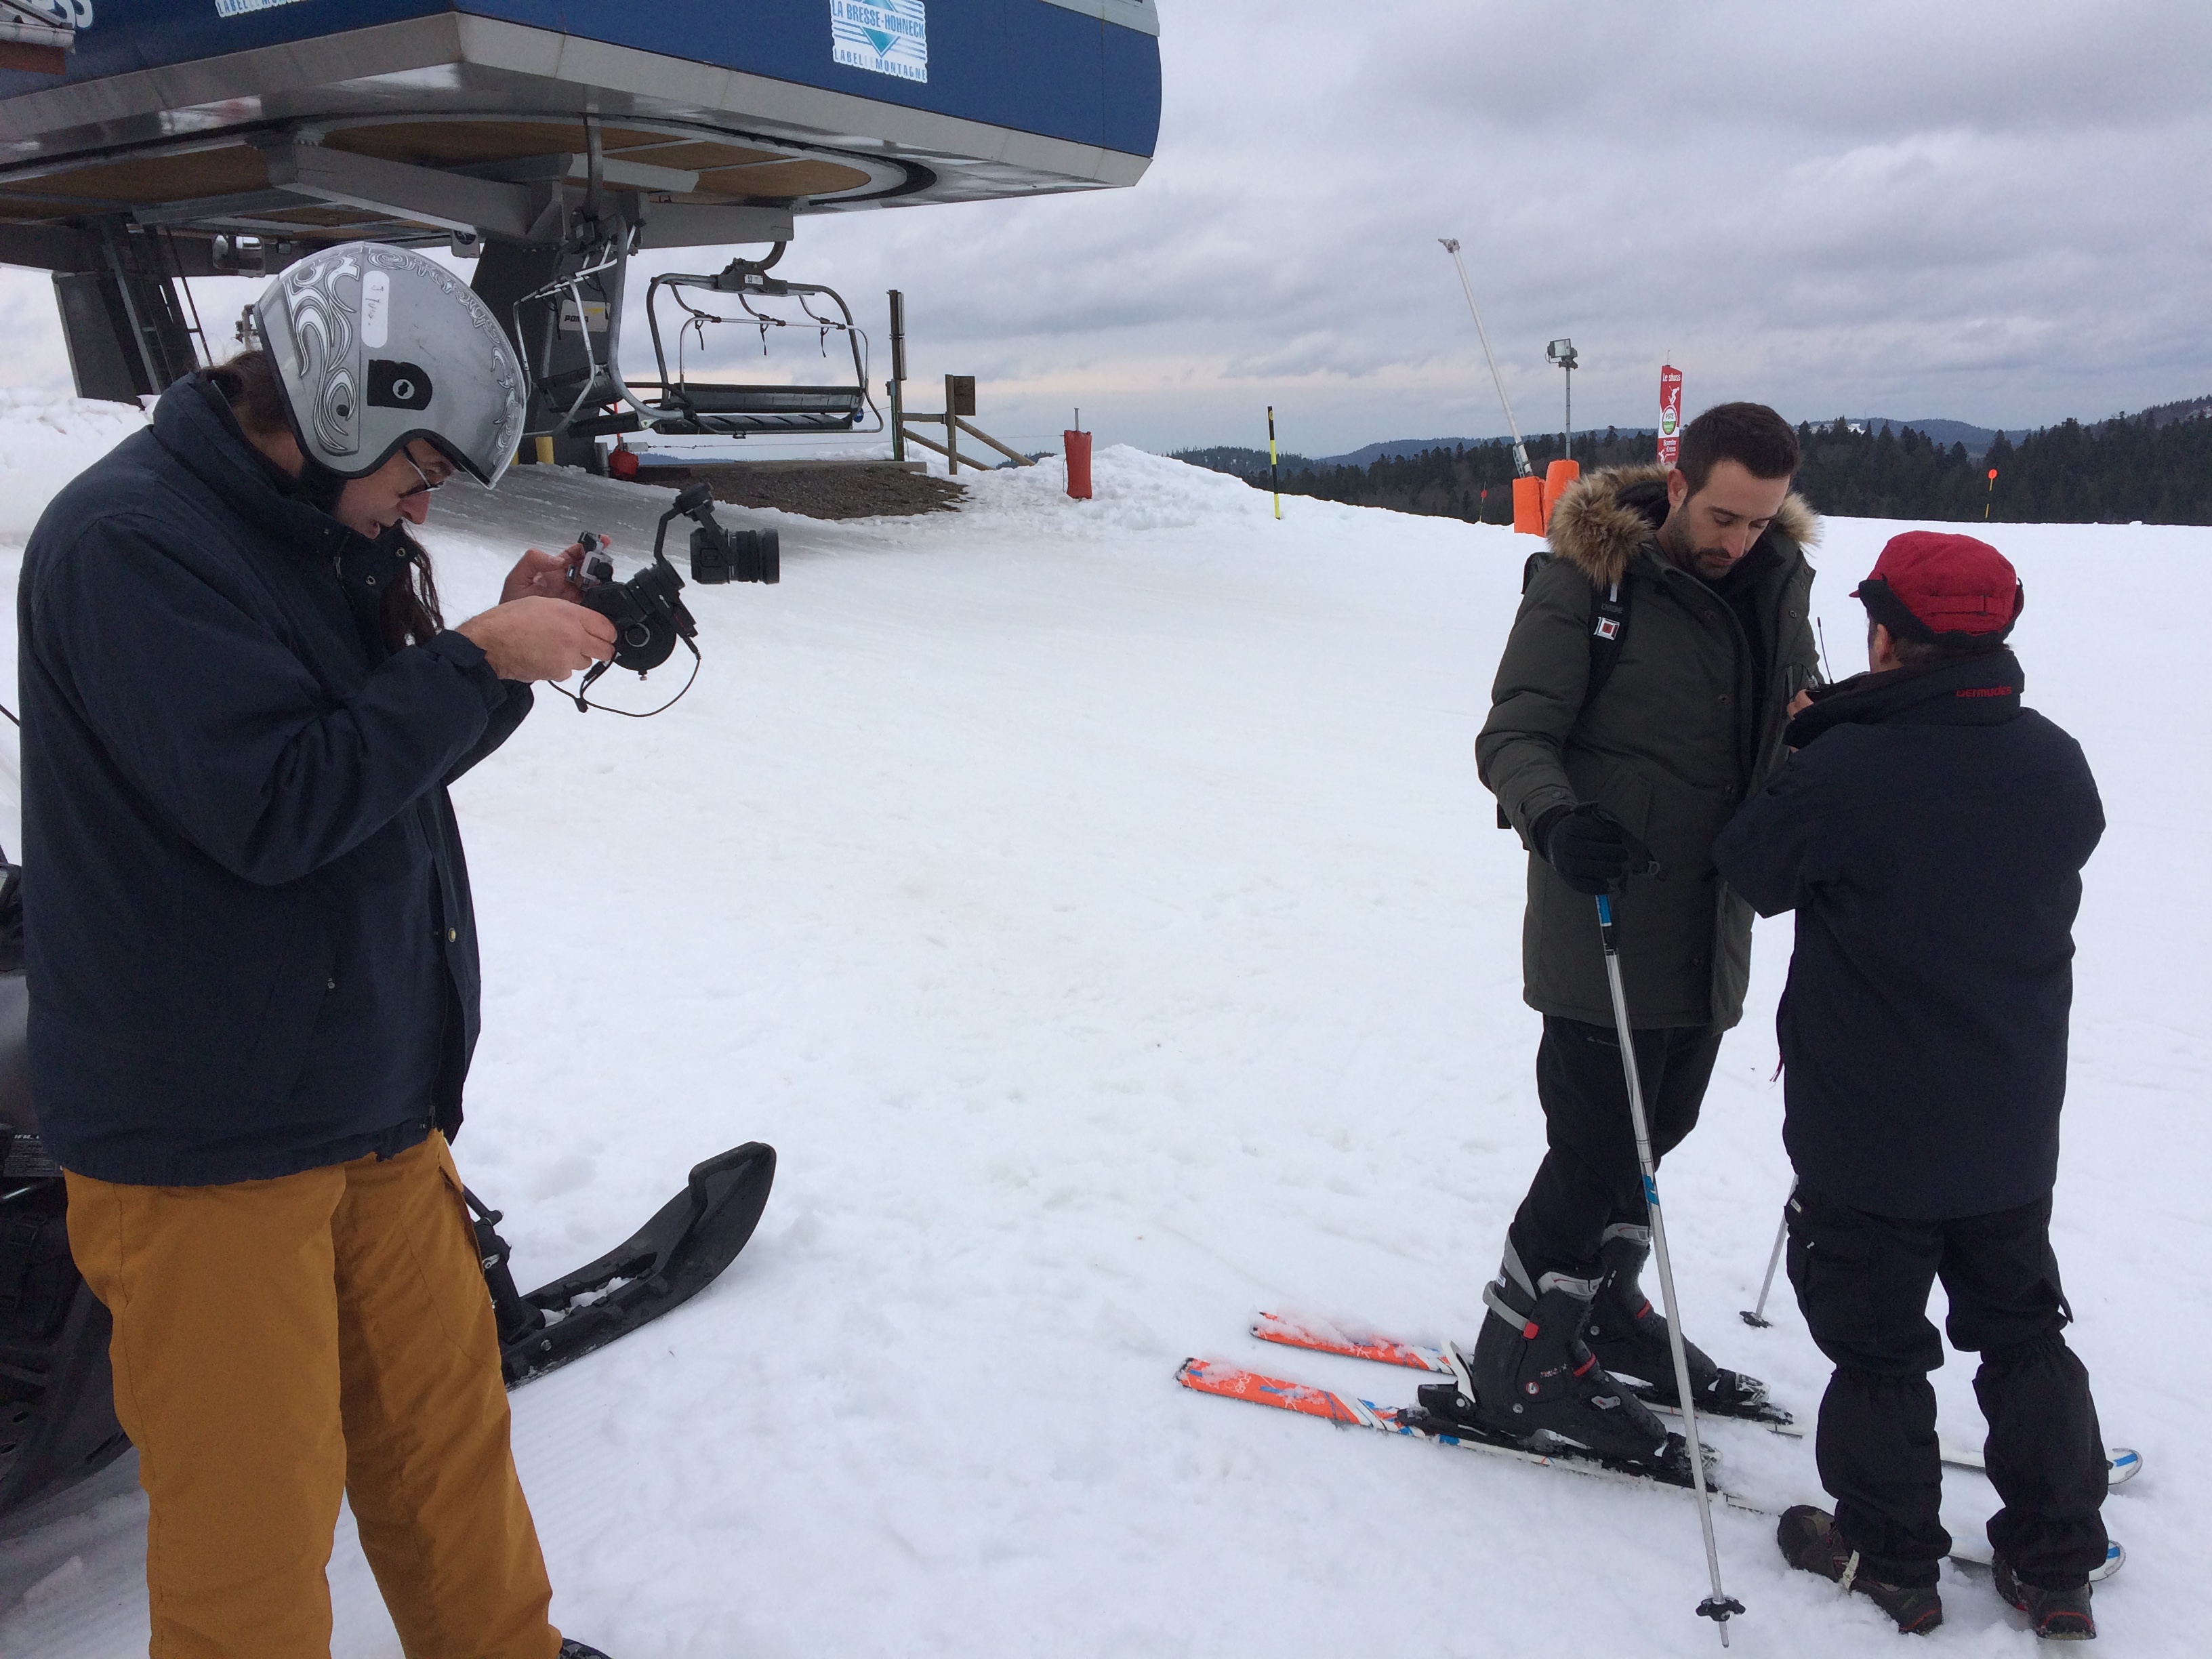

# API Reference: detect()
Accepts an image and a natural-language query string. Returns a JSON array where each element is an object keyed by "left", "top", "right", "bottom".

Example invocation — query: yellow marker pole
[
  {"left": 1267, "top": 406, "right": 1282, "bottom": 520},
  {"left": 1985, "top": 466, "right": 1998, "bottom": 521}
]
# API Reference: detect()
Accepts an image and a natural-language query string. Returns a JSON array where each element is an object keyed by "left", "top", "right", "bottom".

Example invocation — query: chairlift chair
[{"left": 513, "top": 239, "right": 878, "bottom": 443}]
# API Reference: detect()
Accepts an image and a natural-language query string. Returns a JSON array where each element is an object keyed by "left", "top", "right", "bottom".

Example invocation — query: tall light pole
[{"left": 1547, "top": 337, "right": 1578, "bottom": 463}]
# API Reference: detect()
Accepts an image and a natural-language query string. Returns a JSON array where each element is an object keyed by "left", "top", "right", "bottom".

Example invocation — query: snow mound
[
  {"left": 935, "top": 443, "right": 1279, "bottom": 536},
  {"left": 0, "top": 390, "right": 149, "bottom": 539}
]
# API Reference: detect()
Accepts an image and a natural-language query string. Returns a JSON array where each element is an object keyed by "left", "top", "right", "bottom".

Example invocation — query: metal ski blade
[
  {"left": 1178, "top": 1357, "right": 1708, "bottom": 1491},
  {"left": 1250, "top": 1311, "right": 1452, "bottom": 1374},
  {"left": 1938, "top": 1437, "right": 2139, "bottom": 1486},
  {"left": 1181, "top": 1355, "right": 2127, "bottom": 1580},
  {"left": 1255, "top": 1311, "right": 1808, "bottom": 1440},
  {"left": 1639, "top": 1391, "right": 1803, "bottom": 1437},
  {"left": 501, "top": 1141, "right": 776, "bottom": 1387},
  {"left": 1947, "top": 1534, "right": 2125, "bottom": 1583}
]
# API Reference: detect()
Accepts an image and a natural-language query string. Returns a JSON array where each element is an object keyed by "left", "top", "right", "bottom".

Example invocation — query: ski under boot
[
  {"left": 1993, "top": 1554, "right": 2096, "bottom": 1641},
  {"left": 1777, "top": 1505, "right": 1944, "bottom": 1635},
  {"left": 1432, "top": 1245, "right": 1676, "bottom": 1469},
  {"left": 1585, "top": 1223, "right": 1769, "bottom": 1414}
]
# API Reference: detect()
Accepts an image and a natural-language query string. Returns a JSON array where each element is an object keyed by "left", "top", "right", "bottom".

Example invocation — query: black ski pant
[
  {"left": 1785, "top": 1183, "right": 2108, "bottom": 1590},
  {"left": 1507, "top": 1016, "right": 1723, "bottom": 1284}
]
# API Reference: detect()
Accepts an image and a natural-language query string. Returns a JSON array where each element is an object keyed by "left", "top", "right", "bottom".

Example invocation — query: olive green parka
[{"left": 1477, "top": 466, "right": 1820, "bottom": 1030}]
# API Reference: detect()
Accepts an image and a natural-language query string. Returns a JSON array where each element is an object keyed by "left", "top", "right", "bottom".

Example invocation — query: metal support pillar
[
  {"left": 888, "top": 288, "right": 907, "bottom": 464},
  {"left": 52, "top": 218, "right": 199, "bottom": 403}
]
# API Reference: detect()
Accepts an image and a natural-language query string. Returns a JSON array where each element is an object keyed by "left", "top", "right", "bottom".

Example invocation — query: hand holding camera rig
[{"left": 564, "top": 483, "right": 779, "bottom": 716}]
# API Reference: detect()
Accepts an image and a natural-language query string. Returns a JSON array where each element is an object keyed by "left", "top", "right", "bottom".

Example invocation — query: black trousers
[
  {"left": 1786, "top": 1183, "right": 2108, "bottom": 1589},
  {"left": 1507, "top": 1016, "right": 1723, "bottom": 1284}
]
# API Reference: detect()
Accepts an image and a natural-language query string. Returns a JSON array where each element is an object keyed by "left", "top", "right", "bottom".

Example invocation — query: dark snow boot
[
  {"left": 1777, "top": 1505, "right": 1944, "bottom": 1635},
  {"left": 1993, "top": 1554, "right": 2096, "bottom": 1641},
  {"left": 1585, "top": 1223, "right": 1767, "bottom": 1412},
  {"left": 1443, "top": 1244, "right": 1675, "bottom": 1465},
  {"left": 558, "top": 1643, "right": 613, "bottom": 1659}
]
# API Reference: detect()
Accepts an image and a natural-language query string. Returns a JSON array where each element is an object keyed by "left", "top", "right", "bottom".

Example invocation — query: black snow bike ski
[
  {"left": 0, "top": 879, "right": 776, "bottom": 1521},
  {"left": 468, "top": 1143, "right": 775, "bottom": 1388}
]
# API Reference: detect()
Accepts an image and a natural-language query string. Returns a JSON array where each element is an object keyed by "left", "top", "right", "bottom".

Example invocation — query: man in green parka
[{"left": 1432, "top": 403, "right": 1820, "bottom": 1469}]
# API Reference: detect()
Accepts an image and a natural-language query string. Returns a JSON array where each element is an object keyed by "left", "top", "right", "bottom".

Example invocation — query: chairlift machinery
[
  {"left": 510, "top": 230, "right": 878, "bottom": 445},
  {"left": 0, "top": 1, "right": 1164, "bottom": 455}
]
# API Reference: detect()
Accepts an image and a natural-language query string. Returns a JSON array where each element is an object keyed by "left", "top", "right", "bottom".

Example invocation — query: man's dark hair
[
  {"left": 209, "top": 351, "right": 445, "bottom": 652},
  {"left": 1868, "top": 618, "right": 2009, "bottom": 671},
  {"left": 1676, "top": 402, "right": 1800, "bottom": 496}
]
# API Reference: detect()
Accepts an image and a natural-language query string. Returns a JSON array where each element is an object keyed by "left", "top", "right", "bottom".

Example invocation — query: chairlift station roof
[{"left": 0, "top": 1, "right": 1162, "bottom": 255}]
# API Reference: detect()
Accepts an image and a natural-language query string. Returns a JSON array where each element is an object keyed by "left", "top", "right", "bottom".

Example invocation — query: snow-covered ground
[{"left": 0, "top": 396, "right": 2203, "bottom": 1657}]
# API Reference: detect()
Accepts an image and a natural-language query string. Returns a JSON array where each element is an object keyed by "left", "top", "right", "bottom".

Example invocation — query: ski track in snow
[{"left": 0, "top": 408, "right": 2203, "bottom": 1656}]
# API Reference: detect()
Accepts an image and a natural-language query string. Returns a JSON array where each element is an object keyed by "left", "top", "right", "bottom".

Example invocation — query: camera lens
[{"left": 691, "top": 525, "right": 775, "bottom": 584}]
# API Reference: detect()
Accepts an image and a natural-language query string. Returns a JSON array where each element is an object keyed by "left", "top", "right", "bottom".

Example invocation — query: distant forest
[{"left": 1173, "top": 400, "right": 2212, "bottom": 526}]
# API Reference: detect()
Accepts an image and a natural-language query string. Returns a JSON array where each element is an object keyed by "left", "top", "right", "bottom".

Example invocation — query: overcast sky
[{"left": 3, "top": 1, "right": 2207, "bottom": 458}]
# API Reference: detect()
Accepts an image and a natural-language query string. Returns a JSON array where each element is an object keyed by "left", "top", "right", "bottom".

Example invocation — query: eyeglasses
[{"left": 396, "top": 446, "right": 452, "bottom": 499}]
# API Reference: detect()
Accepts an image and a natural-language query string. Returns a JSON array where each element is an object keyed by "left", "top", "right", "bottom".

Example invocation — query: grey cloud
[{"left": 2, "top": 1, "right": 2205, "bottom": 460}]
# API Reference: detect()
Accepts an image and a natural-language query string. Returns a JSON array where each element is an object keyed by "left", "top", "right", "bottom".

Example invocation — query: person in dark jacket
[
  {"left": 1713, "top": 531, "right": 2108, "bottom": 1639},
  {"left": 1441, "top": 403, "right": 1820, "bottom": 1468},
  {"left": 21, "top": 244, "right": 618, "bottom": 1659}
]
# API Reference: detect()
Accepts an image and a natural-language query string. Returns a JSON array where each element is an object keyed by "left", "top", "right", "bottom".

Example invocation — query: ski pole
[
  {"left": 1740, "top": 1184, "right": 1794, "bottom": 1328},
  {"left": 1595, "top": 892, "right": 1745, "bottom": 1645}
]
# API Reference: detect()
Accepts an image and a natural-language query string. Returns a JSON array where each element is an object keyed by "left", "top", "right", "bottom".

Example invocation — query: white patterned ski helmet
[{"left": 254, "top": 241, "right": 527, "bottom": 488}]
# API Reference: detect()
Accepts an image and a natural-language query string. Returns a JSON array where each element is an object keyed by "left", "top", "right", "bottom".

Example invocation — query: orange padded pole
[
  {"left": 1540, "top": 458, "right": 1581, "bottom": 531},
  {"left": 1512, "top": 474, "right": 1545, "bottom": 535}
]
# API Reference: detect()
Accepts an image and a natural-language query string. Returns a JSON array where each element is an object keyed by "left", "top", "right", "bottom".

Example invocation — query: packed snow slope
[{"left": 0, "top": 406, "right": 2204, "bottom": 1656}]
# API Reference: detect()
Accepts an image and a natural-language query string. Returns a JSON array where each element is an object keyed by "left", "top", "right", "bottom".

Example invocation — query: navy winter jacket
[
  {"left": 1711, "top": 651, "right": 2103, "bottom": 1220},
  {"left": 17, "top": 373, "right": 531, "bottom": 1185}
]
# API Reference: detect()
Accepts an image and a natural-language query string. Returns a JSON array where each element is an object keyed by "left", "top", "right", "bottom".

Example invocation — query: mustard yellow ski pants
[{"left": 65, "top": 1133, "right": 562, "bottom": 1659}]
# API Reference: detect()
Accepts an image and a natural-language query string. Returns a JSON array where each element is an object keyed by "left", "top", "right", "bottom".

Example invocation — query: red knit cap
[{"left": 1850, "top": 531, "right": 2024, "bottom": 640}]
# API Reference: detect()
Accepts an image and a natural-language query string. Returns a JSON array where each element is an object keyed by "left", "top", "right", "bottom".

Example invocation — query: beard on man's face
[{"left": 1658, "top": 515, "right": 1744, "bottom": 578}]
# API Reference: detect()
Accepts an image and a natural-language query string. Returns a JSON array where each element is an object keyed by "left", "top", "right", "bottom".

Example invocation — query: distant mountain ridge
[
  {"left": 1174, "top": 394, "right": 2212, "bottom": 527},
  {"left": 1315, "top": 418, "right": 2039, "bottom": 468},
  {"left": 1298, "top": 399, "right": 2210, "bottom": 472}
]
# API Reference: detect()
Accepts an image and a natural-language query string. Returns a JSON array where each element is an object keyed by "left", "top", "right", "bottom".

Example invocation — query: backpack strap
[
  {"left": 1496, "top": 557, "right": 1635, "bottom": 832},
  {"left": 1582, "top": 578, "right": 1630, "bottom": 710}
]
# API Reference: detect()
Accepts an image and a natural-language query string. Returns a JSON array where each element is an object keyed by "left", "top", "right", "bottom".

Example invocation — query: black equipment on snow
[
  {"left": 565, "top": 485, "right": 777, "bottom": 716},
  {"left": 467, "top": 1143, "right": 775, "bottom": 1388},
  {"left": 1450, "top": 1247, "right": 1679, "bottom": 1469},
  {"left": 0, "top": 895, "right": 777, "bottom": 1522},
  {"left": 1586, "top": 1225, "right": 1770, "bottom": 1418}
]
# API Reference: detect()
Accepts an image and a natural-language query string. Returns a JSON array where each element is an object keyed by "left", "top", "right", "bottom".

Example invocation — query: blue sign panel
[{"left": 1, "top": 1, "right": 1163, "bottom": 161}]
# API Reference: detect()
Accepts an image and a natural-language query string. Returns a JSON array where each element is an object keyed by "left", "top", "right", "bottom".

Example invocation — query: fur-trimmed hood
[{"left": 1547, "top": 464, "right": 1820, "bottom": 588}]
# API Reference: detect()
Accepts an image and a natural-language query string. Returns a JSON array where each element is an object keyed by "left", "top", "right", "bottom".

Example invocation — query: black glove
[{"left": 1537, "top": 804, "right": 1659, "bottom": 895}]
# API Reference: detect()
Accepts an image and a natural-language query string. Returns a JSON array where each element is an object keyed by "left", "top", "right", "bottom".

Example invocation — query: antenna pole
[{"left": 1439, "top": 238, "right": 1532, "bottom": 478}]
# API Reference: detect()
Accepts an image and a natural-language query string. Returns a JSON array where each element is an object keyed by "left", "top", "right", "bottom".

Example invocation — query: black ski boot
[
  {"left": 1992, "top": 1554, "right": 2096, "bottom": 1641},
  {"left": 1777, "top": 1504, "right": 1944, "bottom": 1635},
  {"left": 1585, "top": 1223, "right": 1768, "bottom": 1414},
  {"left": 558, "top": 1643, "right": 613, "bottom": 1659},
  {"left": 1428, "top": 1245, "right": 1675, "bottom": 1467}
]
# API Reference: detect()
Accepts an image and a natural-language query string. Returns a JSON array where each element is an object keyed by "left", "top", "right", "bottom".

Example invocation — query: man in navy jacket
[
  {"left": 22, "top": 245, "right": 618, "bottom": 1659},
  {"left": 1713, "top": 532, "right": 2108, "bottom": 1640}
]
